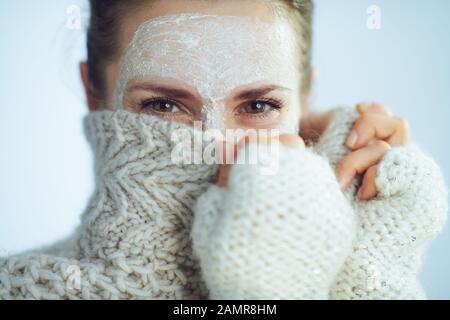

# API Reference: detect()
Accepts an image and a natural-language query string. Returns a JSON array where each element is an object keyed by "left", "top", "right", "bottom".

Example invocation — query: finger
[
  {"left": 386, "top": 117, "right": 410, "bottom": 146},
  {"left": 231, "top": 132, "right": 275, "bottom": 167},
  {"left": 357, "top": 165, "right": 379, "bottom": 200},
  {"left": 217, "top": 164, "right": 232, "bottom": 187},
  {"left": 215, "top": 139, "right": 237, "bottom": 165},
  {"left": 235, "top": 131, "right": 268, "bottom": 152},
  {"left": 346, "top": 113, "right": 409, "bottom": 149},
  {"left": 337, "top": 140, "right": 391, "bottom": 190},
  {"left": 357, "top": 103, "right": 393, "bottom": 116},
  {"left": 217, "top": 130, "right": 265, "bottom": 164},
  {"left": 236, "top": 132, "right": 304, "bottom": 152},
  {"left": 278, "top": 134, "right": 305, "bottom": 149}
]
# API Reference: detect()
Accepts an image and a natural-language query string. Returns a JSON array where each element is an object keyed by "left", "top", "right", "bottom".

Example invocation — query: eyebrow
[
  {"left": 127, "top": 83, "right": 291, "bottom": 101},
  {"left": 127, "top": 83, "right": 197, "bottom": 100},
  {"left": 235, "top": 85, "right": 291, "bottom": 101}
]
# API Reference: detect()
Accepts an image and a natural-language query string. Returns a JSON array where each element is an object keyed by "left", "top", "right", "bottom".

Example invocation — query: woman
[{"left": 0, "top": 0, "right": 447, "bottom": 299}]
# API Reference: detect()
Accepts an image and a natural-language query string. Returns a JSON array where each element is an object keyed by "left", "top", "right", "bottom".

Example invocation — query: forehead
[{"left": 115, "top": 13, "right": 299, "bottom": 103}]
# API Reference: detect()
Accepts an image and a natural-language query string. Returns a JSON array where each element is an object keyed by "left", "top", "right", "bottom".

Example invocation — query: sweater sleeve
[
  {"left": 330, "top": 144, "right": 448, "bottom": 299},
  {"left": 191, "top": 142, "right": 356, "bottom": 299}
]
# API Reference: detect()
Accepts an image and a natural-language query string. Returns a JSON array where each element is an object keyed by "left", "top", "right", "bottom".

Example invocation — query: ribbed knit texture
[
  {"left": 315, "top": 108, "right": 448, "bottom": 299},
  {"left": 0, "top": 107, "right": 447, "bottom": 299}
]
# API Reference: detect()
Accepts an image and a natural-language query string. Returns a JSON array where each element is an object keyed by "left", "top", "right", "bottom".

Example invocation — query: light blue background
[{"left": 0, "top": 0, "right": 449, "bottom": 299}]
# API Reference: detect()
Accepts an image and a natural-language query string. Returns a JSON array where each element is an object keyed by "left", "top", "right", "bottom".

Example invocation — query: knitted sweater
[{"left": 0, "top": 107, "right": 447, "bottom": 299}]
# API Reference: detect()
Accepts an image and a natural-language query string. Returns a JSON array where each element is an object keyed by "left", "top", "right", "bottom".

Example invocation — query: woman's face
[{"left": 102, "top": 0, "right": 304, "bottom": 134}]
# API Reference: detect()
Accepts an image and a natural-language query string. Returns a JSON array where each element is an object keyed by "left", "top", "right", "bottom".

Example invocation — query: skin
[{"left": 79, "top": 0, "right": 410, "bottom": 200}]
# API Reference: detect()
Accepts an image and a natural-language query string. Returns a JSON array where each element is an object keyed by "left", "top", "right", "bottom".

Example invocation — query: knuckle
[
  {"left": 371, "top": 102, "right": 382, "bottom": 107},
  {"left": 374, "top": 140, "right": 391, "bottom": 151},
  {"left": 336, "top": 158, "right": 350, "bottom": 173},
  {"left": 367, "top": 165, "right": 379, "bottom": 177},
  {"left": 278, "top": 134, "right": 304, "bottom": 148},
  {"left": 362, "top": 112, "right": 375, "bottom": 122},
  {"left": 354, "top": 114, "right": 372, "bottom": 130},
  {"left": 373, "top": 103, "right": 388, "bottom": 110},
  {"left": 396, "top": 117, "right": 409, "bottom": 130},
  {"left": 279, "top": 133, "right": 296, "bottom": 141},
  {"left": 383, "top": 105, "right": 392, "bottom": 113},
  {"left": 368, "top": 103, "right": 393, "bottom": 116}
]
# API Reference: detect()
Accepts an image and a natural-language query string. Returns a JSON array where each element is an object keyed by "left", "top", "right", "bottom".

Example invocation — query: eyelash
[
  {"left": 236, "top": 98, "right": 285, "bottom": 119},
  {"left": 138, "top": 96, "right": 286, "bottom": 118},
  {"left": 139, "top": 96, "right": 186, "bottom": 117}
]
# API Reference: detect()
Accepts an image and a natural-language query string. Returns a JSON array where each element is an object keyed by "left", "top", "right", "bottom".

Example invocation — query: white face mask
[{"left": 113, "top": 13, "right": 302, "bottom": 134}]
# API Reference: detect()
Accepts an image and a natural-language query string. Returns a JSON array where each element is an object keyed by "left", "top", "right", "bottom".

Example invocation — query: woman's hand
[
  {"left": 216, "top": 133, "right": 305, "bottom": 187},
  {"left": 336, "top": 103, "right": 410, "bottom": 200},
  {"left": 218, "top": 103, "right": 410, "bottom": 200}
]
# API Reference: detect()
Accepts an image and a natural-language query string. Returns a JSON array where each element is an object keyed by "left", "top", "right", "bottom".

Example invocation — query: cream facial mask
[{"left": 114, "top": 13, "right": 301, "bottom": 133}]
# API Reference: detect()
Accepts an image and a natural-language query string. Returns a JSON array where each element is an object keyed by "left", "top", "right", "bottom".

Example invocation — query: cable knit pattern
[
  {"left": 0, "top": 111, "right": 218, "bottom": 299},
  {"left": 0, "top": 107, "right": 447, "bottom": 300}
]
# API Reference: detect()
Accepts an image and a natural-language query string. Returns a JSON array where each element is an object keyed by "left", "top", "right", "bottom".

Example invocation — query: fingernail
[
  {"left": 356, "top": 104, "right": 366, "bottom": 113},
  {"left": 346, "top": 131, "right": 358, "bottom": 148}
]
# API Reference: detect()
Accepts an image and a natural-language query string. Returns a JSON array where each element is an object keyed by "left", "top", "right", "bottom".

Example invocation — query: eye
[
  {"left": 140, "top": 98, "right": 181, "bottom": 113},
  {"left": 238, "top": 99, "right": 283, "bottom": 115}
]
